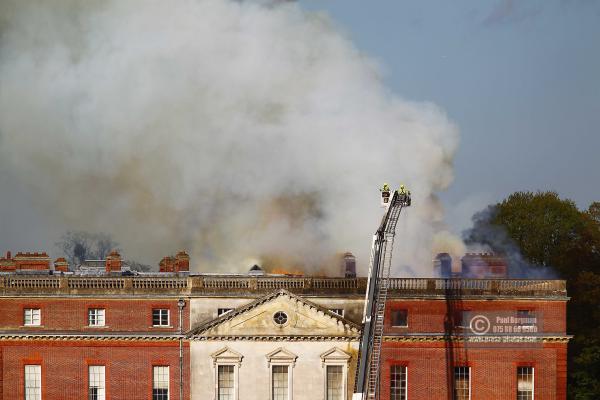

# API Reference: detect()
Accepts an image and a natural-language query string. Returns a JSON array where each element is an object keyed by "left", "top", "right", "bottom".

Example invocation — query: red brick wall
[
  {"left": 380, "top": 341, "right": 568, "bottom": 400},
  {"left": 0, "top": 298, "right": 191, "bottom": 332},
  {"left": 0, "top": 340, "right": 189, "bottom": 400},
  {"left": 385, "top": 299, "right": 567, "bottom": 334}
]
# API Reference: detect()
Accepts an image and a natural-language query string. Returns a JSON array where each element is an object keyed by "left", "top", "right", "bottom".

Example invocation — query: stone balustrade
[{"left": 0, "top": 275, "right": 567, "bottom": 298}]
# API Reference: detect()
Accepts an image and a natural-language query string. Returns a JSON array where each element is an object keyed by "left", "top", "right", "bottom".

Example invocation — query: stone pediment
[{"left": 190, "top": 289, "right": 360, "bottom": 340}]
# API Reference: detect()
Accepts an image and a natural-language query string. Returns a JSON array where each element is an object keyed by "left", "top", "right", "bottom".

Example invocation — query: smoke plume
[{"left": 0, "top": 0, "right": 460, "bottom": 274}]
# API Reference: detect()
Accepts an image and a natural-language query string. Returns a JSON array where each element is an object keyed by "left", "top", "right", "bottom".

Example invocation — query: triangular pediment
[
  {"left": 320, "top": 347, "right": 352, "bottom": 365},
  {"left": 266, "top": 347, "right": 298, "bottom": 366},
  {"left": 211, "top": 347, "right": 243, "bottom": 366},
  {"left": 190, "top": 289, "right": 360, "bottom": 339}
]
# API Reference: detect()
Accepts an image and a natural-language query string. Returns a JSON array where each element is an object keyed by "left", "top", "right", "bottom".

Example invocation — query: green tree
[{"left": 464, "top": 191, "right": 600, "bottom": 399}]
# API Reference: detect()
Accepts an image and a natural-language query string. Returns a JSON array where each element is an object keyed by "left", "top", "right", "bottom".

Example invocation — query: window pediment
[
  {"left": 320, "top": 347, "right": 351, "bottom": 367},
  {"left": 266, "top": 347, "right": 298, "bottom": 367},
  {"left": 211, "top": 346, "right": 243, "bottom": 367}
]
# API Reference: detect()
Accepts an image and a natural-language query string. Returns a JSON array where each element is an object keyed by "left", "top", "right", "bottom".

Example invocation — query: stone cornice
[{"left": 383, "top": 335, "right": 571, "bottom": 343}]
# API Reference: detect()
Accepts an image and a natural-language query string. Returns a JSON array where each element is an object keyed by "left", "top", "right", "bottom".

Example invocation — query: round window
[{"left": 273, "top": 311, "right": 288, "bottom": 326}]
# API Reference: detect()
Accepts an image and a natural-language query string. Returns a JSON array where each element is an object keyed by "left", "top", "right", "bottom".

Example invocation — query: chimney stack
[
  {"left": 13, "top": 252, "right": 51, "bottom": 271},
  {"left": 433, "top": 253, "right": 452, "bottom": 278},
  {"left": 175, "top": 251, "right": 190, "bottom": 272},
  {"left": 341, "top": 252, "right": 356, "bottom": 278},
  {"left": 105, "top": 251, "right": 122, "bottom": 273},
  {"left": 54, "top": 257, "right": 69, "bottom": 272}
]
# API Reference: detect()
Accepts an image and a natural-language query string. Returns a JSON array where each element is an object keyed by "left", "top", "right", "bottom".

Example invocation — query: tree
[{"left": 464, "top": 191, "right": 600, "bottom": 399}]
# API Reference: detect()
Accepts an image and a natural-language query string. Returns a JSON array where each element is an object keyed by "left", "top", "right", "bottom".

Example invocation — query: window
[
  {"left": 88, "top": 309, "right": 105, "bottom": 327},
  {"left": 218, "top": 365, "right": 234, "bottom": 400},
  {"left": 517, "top": 310, "right": 536, "bottom": 326},
  {"left": 390, "top": 365, "right": 407, "bottom": 400},
  {"left": 153, "top": 366, "right": 169, "bottom": 400},
  {"left": 273, "top": 311, "right": 288, "bottom": 326},
  {"left": 517, "top": 367, "right": 534, "bottom": 400},
  {"left": 329, "top": 309, "right": 344, "bottom": 317},
  {"left": 88, "top": 366, "right": 105, "bottom": 400},
  {"left": 24, "top": 365, "right": 41, "bottom": 400},
  {"left": 454, "top": 367, "right": 470, "bottom": 400},
  {"left": 326, "top": 365, "right": 343, "bottom": 400},
  {"left": 153, "top": 309, "right": 170, "bottom": 327},
  {"left": 272, "top": 365, "right": 288, "bottom": 400},
  {"left": 24, "top": 309, "right": 41, "bottom": 326},
  {"left": 218, "top": 308, "right": 233, "bottom": 317},
  {"left": 391, "top": 309, "right": 408, "bottom": 327}
]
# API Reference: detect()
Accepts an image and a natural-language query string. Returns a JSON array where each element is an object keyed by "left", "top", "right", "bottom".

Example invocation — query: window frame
[
  {"left": 24, "top": 364, "right": 42, "bottom": 400},
  {"left": 266, "top": 348, "right": 297, "bottom": 400},
  {"left": 24, "top": 308, "right": 41, "bottom": 327},
  {"left": 320, "top": 347, "right": 352, "bottom": 400},
  {"left": 211, "top": 347, "right": 243, "bottom": 400},
  {"left": 329, "top": 309, "right": 345, "bottom": 318},
  {"left": 217, "top": 308, "right": 234, "bottom": 317},
  {"left": 391, "top": 309, "right": 408, "bottom": 328},
  {"left": 517, "top": 366, "right": 534, "bottom": 400},
  {"left": 88, "top": 365, "right": 106, "bottom": 400},
  {"left": 390, "top": 364, "right": 407, "bottom": 400},
  {"left": 152, "top": 308, "right": 170, "bottom": 327},
  {"left": 152, "top": 365, "right": 170, "bottom": 400},
  {"left": 453, "top": 366, "right": 471, "bottom": 400},
  {"left": 88, "top": 308, "right": 106, "bottom": 327}
]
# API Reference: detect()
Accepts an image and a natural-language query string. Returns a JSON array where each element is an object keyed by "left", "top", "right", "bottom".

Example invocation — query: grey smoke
[{"left": 0, "top": 0, "right": 460, "bottom": 274}]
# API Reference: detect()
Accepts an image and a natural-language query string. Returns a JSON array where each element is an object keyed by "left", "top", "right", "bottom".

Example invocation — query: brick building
[{"left": 0, "top": 251, "right": 568, "bottom": 399}]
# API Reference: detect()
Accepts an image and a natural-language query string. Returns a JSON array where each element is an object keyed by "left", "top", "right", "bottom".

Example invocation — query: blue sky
[{"left": 299, "top": 0, "right": 600, "bottom": 232}]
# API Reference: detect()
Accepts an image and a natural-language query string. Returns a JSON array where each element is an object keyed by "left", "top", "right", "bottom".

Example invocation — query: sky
[
  {"left": 0, "top": 0, "right": 599, "bottom": 265},
  {"left": 299, "top": 0, "right": 600, "bottom": 233}
]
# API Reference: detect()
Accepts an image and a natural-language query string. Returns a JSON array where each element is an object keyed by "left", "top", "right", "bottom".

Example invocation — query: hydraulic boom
[{"left": 353, "top": 185, "right": 411, "bottom": 400}]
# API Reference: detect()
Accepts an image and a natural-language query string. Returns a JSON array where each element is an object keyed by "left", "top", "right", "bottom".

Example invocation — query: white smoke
[{"left": 0, "top": 0, "right": 460, "bottom": 275}]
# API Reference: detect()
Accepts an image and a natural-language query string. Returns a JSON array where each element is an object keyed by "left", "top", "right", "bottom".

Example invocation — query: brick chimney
[
  {"left": 54, "top": 257, "right": 69, "bottom": 272},
  {"left": 461, "top": 253, "right": 507, "bottom": 278},
  {"left": 13, "top": 252, "right": 51, "bottom": 271},
  {"left": 159, "top": 256, "right": 176, "bottom": 272},
  {"left": 340, "top": 252, "right": 356, "bottom": 278},
  {"left": 175, "top": 251, "right": 190, "bottom": 272},
  {"left": 0, "top": 251, "right": 16, "bottom": 271},
  {"left": 105, "top": 251, "right": 122, "bottom": 273}
]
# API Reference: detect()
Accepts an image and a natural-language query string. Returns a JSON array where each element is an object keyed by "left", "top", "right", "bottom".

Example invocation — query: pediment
[
  {"left": 266, "top": 347, "right": 298, "bottom": 366},
  {"left": 320, "top": 347, "right": 352, "bottom": 366},
  {"left": 190, "top": 289, "right": 360, "bottom": 339},
  {"left": 211, "top": 347, "right": 243, "bottom": 366}
]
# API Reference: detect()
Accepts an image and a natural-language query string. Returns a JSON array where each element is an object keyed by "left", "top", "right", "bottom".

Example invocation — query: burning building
[{"left": 0, "top": 249, "right": 568, "bottom": 400}]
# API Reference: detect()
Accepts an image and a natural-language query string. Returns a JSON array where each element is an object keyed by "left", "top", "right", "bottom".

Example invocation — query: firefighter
[{"left": 380, "top": 183, "right": 391, "bottom": 205}]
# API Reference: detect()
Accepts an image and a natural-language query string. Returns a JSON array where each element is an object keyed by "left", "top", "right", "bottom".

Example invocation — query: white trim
[
  {"left": 211, "top": 347, "right": 243, "bottom": 400},
  {"left": 267, "top": 348, "right": 297, "bottom": 400}
]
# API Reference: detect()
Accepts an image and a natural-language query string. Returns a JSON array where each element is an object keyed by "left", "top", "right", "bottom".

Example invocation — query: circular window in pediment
[{"left": 273, "top": 311, "right": 288, "bottom": 326}]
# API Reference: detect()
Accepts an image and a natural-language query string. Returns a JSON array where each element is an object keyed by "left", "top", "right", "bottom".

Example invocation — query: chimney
[
  {"left": 54, "top": 257, "right": 69, "bottom": 272},
  {"left": 159, "top": 256, "right": 176, "bottom": 272},
  {"left": 175, "top": 251, "right": 190, "bottom": 272},
  {"left": 6, "top": 251, "right": 11, "bottom": 259},
  {"left": 105, "top": 251, "right": 122, "bottom": 273},
  {"left": 13, "top": 252, "right": 51, "bottom": 271},
  {"left": 341, "top": 252, "right": 356, "bottom": 278},
  {"left": 433, "top": 253, "right": 452, "bottom": 278}
]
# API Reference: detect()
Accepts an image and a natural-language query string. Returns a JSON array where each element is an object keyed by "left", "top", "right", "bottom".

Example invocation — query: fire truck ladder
[{"left": 354, "top": 189, "right": 409, "bottom": 400}]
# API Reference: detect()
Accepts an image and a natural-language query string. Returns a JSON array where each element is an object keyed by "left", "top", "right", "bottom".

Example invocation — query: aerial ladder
[{"left": 353, "top": 184, "right": 411, "bottom": 400}]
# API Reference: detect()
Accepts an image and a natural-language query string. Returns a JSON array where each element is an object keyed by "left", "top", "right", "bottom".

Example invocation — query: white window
[
  {"left": 153, "top": 309, "right": 170, "bottom": 326},
  {"left": 390, "top": 365, "right": 407, "bottom": 400},
  {"left": 218, "top": 308, "right": 233, "bottom": 317},
  {"left": 266, "top": 348, "right": 296, "bottom": 400},
  {"left": 218, "top": 365, "right": 235, "bottom": 400},
  {"left": 24, "top": 309, "right": 41, "bottom": 326},
  {"left": 320, "top": 347, "right": 351, "bottom": 400},
  {"left": 88, "top": 309, "right": 105, "bottom": 327},
  {"left": 88, "top": 365, "right": 105, "bottom": 400},
  {"left": 24, "top": 365, "right": 41, "bottom": 400},
  {"left": 211, "top": 347, "right": 242, "bottom": 400},
  {"left": 454, "top": 367, "right": 470, "bottom": 400},
  {"left": 272, "top": 365, "right": 289, "bottom": 400},
  {"left": 329, "top": 309, "right": 344, "bottom": 317},
  {"left": 517, "top": 367, "right": 534, "bottom": 400},
  {"left": 326, "top": 365, "right": 343, "bottom": 400},
  {"left": 153, "top": 366, "right": 169, "bottom": 400}
]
